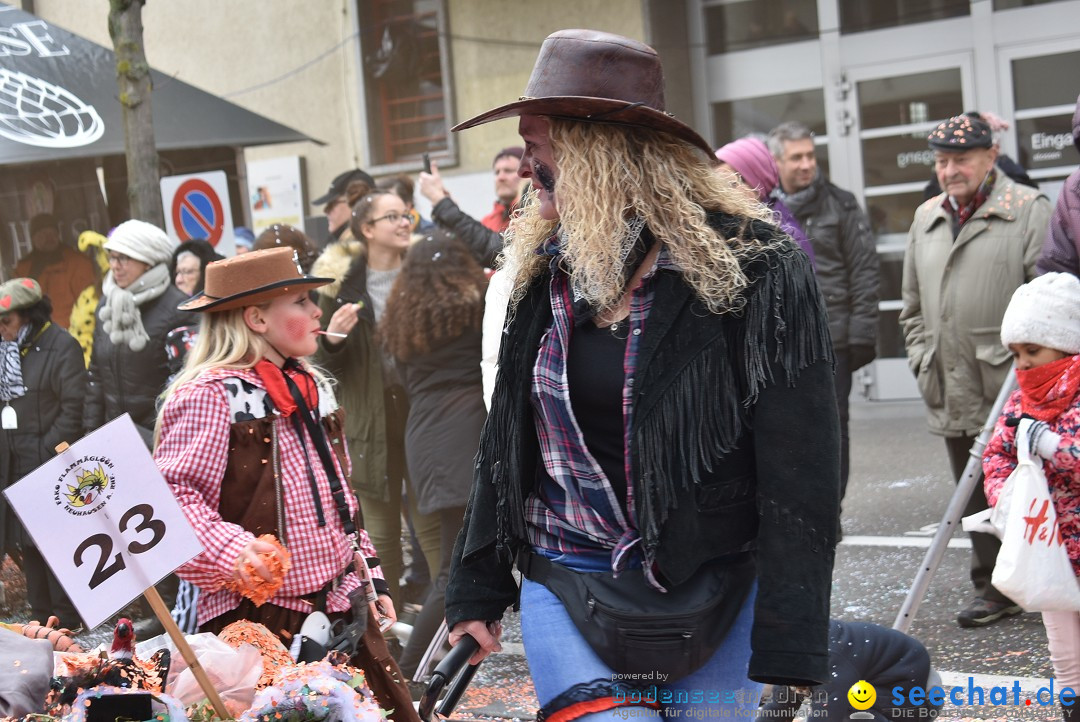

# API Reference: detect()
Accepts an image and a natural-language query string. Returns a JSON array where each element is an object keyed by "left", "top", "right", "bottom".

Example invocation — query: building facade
[
  {"left": 22, "top": 0, "right": 1080, "bottom": 393},
  {"left": 689, "top": 0, "right": 1080, "bottom": 396}
]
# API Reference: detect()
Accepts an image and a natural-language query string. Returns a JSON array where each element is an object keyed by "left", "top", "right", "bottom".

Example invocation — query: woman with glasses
[
  {"left": 311, "top": 189, "right": 438, "bottom": 614},
  {"left": 170, "top": 239, "right": 224, "bottom": 298},
  {"left": 85, "top": 220, "right": 186, "bottom": 448}
]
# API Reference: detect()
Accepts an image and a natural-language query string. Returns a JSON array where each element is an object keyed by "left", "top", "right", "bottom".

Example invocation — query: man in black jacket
[
  {"left": 417, "top": 148, "right": 524, "bottom": 268},
  {"left": 769, "top": 121, "right": 880, "bottom": 505}
]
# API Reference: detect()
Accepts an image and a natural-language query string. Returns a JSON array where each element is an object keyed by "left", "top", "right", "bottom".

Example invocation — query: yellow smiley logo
[{"left": 848, "top": 680, "right": 876, "bottom": 711}]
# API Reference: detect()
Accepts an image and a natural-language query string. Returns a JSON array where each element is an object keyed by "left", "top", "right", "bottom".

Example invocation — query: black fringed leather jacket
[{"left": 445, "top": 214, "right": 841, "bottom": 686}]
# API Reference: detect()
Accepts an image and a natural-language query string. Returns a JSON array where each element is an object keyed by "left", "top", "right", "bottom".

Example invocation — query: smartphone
[{"left": 422, "top": 152, "right": 432, "bottom": 174}]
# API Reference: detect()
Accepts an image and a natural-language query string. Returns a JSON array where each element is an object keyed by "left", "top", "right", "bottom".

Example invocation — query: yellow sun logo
[{"left": 64, "top": 465, "right": 108, "bottom": 507}]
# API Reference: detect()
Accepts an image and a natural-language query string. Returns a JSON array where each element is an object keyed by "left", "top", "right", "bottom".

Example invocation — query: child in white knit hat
[{"left": 983, "top": 271, "right": 1080, "bottom": 722}]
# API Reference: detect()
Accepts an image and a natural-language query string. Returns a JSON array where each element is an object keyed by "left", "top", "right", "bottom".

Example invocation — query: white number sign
[{"left": 3, "top": 414, "right": 203, "bottom": 630}]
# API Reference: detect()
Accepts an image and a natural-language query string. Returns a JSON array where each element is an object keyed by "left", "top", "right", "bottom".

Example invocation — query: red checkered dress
[{"left": 154, "top": 366, "right": 380, "bottom": 626}]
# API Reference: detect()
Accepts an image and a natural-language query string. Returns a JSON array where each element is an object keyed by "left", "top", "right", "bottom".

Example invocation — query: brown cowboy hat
[
  {"left": 178, "top": 247, "right": 332, "bottom": 312},
  {"left": 452, "top": 29, "right": 713, "bottom": 156}
]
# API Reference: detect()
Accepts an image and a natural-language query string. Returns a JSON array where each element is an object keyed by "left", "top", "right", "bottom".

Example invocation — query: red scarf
[
  {"left": 253, "top": 359, "right": 318, "bottom": 417},
  {"left": 1016, "top": 354, "right": 1080, "bottom": 422}
]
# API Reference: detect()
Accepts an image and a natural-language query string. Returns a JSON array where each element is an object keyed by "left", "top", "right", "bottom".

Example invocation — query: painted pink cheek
[{"left": 284, "top": 317, "right": 309, "bottom": 342}]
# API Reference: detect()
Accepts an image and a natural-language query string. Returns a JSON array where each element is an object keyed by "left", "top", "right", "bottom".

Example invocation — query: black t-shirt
[{"left": 566, "top": 319, "right": 630, "bottom": 510}]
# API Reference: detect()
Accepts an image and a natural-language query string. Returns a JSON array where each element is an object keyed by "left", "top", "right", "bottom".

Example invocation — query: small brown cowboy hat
[
  {"left": 452, "top": 29, "right": 713, "bottom": 156},
  {"left": 178, "top": 247, "right": 332, "bottom": 312}
]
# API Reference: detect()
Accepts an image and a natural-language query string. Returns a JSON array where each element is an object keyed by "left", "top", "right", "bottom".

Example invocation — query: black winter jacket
[
  {"left": 430, "top": 198, "right": 502, "bottom": 268},
  {"left": 400, "top": 329, "right": 486, "bottom": 515},
  {"left": 445, "top": 215, "right": 841, "bottom": 686},
  {"left": 782, "top": 173, "right": 879, "bottom": 350},
  {"left": 84, "top": 285, "right": 189, "bottom": 448},
  {"left": 0, "top": 322, "right": 86, "bottom": 554}
]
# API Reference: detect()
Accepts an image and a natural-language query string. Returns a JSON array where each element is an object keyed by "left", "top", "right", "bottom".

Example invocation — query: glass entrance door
[{"left": 842, "top": 56, "right": 974, "bottom": 399}]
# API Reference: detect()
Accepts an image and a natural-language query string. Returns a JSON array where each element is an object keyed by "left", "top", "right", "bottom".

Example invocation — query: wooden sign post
[{"left": 5, "top": 418, "right": 228, "bottom": 718}]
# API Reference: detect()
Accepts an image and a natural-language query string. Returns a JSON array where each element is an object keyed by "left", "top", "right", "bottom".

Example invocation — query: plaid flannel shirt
[
  {"left": 154, "top": 366, "right": 380, "bottom": 626},
  {"left": 525, "top": 237, "right": 678, "bottom": 575}
]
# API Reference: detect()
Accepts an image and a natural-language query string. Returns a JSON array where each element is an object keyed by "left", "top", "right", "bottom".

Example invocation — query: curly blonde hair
[{"left": 503, "top": 118, "right": 777, "bottom": 315}]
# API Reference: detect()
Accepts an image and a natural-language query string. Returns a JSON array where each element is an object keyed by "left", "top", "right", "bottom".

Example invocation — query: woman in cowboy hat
[
  {"left": 445, "top": 29, "right": 840, "bottom": 719},
  {"left": 153, "top": 248, "right": 418, "bottom": 721}
]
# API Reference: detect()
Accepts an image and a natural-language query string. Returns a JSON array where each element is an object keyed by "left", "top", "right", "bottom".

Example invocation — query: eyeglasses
[
  {"left": 107, "top": 252, "right": 134, "bottom": 265},
  {"left": 176, "top": 268, "right": 200, "bottom": 278},
  {"left": 369, "top": 212, "right": 410, "bottom": 225}
]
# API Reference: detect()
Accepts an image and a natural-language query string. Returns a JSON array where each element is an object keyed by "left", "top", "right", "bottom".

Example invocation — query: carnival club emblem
[{"left": 54, "top": 456, "right": 116, "bottom": 515}]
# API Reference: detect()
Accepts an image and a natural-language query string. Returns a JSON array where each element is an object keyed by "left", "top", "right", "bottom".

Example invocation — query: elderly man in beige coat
[{"left": 901, "top": 113, "right": 1051, "bottom": 629}]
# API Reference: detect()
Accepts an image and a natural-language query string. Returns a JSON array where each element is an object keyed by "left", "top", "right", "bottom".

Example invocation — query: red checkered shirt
[{"left": 154, "top": 366, "right": 380, "bottom": 626}]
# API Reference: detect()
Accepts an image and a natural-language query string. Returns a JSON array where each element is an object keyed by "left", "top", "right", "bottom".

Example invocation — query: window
[
  {"left": 995, "top": 0, "right": 1071, "bottom": 8},
  {"left": 839, "top": 0, "right": 968, "bottom": 34},
  {"left": 358, "top": 0, "right": 452, "bottom": 167},
  {"left": 855, "top": 68, "right": 963, "bottom": 231},
  {"left": 703, "top": 0, "right": 818, "bottom": 55},
  {"left": 1012, "top": 50, "right": 1080, "bottom": 172},
  {"left": 712, "top": 90, "right": 829, "bottom": 176}
]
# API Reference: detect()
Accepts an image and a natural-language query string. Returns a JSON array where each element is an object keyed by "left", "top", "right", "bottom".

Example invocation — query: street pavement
[
  {"left": 448, "top": 396, "right": 1064, "bottom": 721},
  {"left": 0, "top": 394, "right": 1060, "bottom": 720}
]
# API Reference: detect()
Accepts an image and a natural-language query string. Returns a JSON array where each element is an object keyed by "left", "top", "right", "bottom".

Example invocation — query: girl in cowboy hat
[
  {"left": 446, "top": 29, "right": 839, "bottom": 720},
  {"left": 153, "top": 248, "right": 418, "bottom": 722}
]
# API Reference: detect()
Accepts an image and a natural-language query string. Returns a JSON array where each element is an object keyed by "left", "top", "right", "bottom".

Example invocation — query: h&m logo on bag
[{"left": 1023, "top": 499, "right": 1065, "bottom": 547}]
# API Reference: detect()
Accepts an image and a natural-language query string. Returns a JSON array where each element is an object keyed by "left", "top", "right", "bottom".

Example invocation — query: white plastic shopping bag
[{"left": 991, "top": 419, "right": 1080, "bottom": 612}]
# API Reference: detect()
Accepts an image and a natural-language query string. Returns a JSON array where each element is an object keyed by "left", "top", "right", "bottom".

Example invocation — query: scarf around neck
[
  {"left": 943, "top": 168, "right": 996, "bottom": 234},
  {"left": 0, "top": 324, "right": 31, "bottom": 402},
  {"left": 773, "top": 171, "right": 820, "bottom": 217},
  {"left": 253, "top": 359, "right": 319, "bottom": 417},
  {"left": 1016, "top": 353, "right": 1080, "bottom": 422},
  {"left": 99, "top": 262, "right": 172, "bottom": 352}
]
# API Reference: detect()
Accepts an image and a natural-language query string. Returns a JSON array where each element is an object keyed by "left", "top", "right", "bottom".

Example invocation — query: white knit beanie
[
  {"left": 104, "top": 219, "right": 176, "bottom": 266},
  {"left": 1000, "top": 272, "right": 1080, "bottom": 354}
]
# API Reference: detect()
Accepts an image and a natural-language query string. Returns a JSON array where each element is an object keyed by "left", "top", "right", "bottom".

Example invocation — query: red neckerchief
[
  {"left": 1016, "top": 353, "right": 1080, "bottom": 422},
  {"left": 253, "top": 359, "right": 318, "bottom": 417}
]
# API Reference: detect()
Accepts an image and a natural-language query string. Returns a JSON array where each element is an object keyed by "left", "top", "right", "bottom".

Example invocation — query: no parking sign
[{"left": 161, "top": 170, "right": 236, "bottom": 256}]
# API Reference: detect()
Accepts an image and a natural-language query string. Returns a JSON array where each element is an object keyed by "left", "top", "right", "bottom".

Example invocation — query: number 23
[{"left": 72, "top": 503, "right": 166, "bottom": 590}]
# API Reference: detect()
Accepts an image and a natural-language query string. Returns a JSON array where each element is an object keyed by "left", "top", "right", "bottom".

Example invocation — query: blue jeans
[{"left": 520, "top": 551, "right": 761, "bottom": 721}]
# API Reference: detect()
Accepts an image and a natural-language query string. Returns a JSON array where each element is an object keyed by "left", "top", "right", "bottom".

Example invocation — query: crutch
[
  {"left": 412, "top": 618, "right": 450, "bottom": 682},
  {"left": 892, "top": 366, "right": 1017, "bottom": 633},
  {"left": 418, "top": 633, "right": 481, "bottom": 722}
]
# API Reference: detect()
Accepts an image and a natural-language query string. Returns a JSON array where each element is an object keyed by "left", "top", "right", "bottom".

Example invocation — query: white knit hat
[
  {"left": 1000, "top": 272, "right": 1080, "bottom": 354},
  {"left": 104, "top": 219, "right": 176, "bottom": 267}
]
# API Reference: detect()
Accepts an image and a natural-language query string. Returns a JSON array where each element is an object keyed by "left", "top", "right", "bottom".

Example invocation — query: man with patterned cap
[{"left": 900, "top": 112, "right": 1052, "bottom": 628}]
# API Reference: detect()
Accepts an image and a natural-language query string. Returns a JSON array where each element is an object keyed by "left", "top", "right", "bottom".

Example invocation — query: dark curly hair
[
  {"left": 19, "top": 296, "right": 54, "bottom": 331},
  {"left": 379, "top": 230, "right": 487, "bottom": 361}
]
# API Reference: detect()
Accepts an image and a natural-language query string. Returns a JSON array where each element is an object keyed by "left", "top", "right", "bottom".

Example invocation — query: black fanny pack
[{"left": 517, "top": 549, "right": 754, "bottom": 682}]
